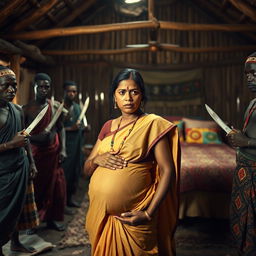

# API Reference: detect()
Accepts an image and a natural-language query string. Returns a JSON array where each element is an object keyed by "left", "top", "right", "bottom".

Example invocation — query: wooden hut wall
[{"left": 39, "top": 1, "right": 253, "bottom": 143}]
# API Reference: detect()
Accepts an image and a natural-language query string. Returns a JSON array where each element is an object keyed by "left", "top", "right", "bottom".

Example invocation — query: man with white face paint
[
  {"left": 23, "top": 73, "right": 67, "bottom": 234},
  {"left": 0, "top": 66, "right": 30, "bottom": 256},
  {"left": 227, "top": 52, "right": 256, "bottom": 256}
]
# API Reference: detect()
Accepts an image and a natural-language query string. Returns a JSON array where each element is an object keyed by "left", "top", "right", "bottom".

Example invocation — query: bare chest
[{"left": 0, "top": 107, "right": 9, "bottom": 130}]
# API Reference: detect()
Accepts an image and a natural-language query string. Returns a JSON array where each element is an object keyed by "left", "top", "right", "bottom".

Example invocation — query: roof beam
[
  {"left": 0, "top": 39, "right": 22, "bottom": 54},
  {"left": 56, "top": 0, "right": 96, "bottom": 28},
  {"left": 190, "top": 0, "right": 256, "bottom": 42},
  {"left": 226, "top": 0, "right": 256, "bottom": 22},
  {"left": 0, "top": 39, "right": 54, "bottom": 65},
  {"left": 11, "top": 0, "right": 58, "bottom": 32},
  {"left": 63, "top": 0, "right": 74, "bottom": 10},
  {"left": 42, "top": 44, "right": 256, "bottom": 55},
  {"left": 4, "top": 20, "right": 256, "bottom": 40},
  {"left": 0, "top": 0, "right": 26, "bottom": 24}
]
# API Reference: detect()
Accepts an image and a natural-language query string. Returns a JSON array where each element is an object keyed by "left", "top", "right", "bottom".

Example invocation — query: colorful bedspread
[{"left": 180, "top": 143, "right": 236, "bottom": 193}]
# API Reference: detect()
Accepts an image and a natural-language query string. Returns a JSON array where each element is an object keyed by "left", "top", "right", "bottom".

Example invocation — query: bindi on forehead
[{"left": 117, "top": 80, "right": 139, "bottom": 89}]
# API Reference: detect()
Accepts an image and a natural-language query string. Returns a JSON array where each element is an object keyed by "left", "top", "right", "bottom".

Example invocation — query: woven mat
[
  {"left": 3, "top": 234, "right": 55, "bottom": 256},
  {"left": 58, "top": 196, "right": 90, "bottom": 249}
]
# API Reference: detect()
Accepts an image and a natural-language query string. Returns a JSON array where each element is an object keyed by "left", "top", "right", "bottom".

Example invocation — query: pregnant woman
[{"left": 84, "top": 68, "right": 180, "bottom": 256}]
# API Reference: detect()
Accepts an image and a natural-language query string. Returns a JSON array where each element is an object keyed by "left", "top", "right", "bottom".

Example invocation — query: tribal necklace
[{"left": 110, "top": 115, "right": 141, "bottom": 153}]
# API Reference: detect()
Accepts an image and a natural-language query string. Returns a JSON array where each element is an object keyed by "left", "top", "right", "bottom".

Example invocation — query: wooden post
[
  {"left": 148, "top": 0, "right": 154, "bottom": 20},
  {"left": 10, "top": 54, "right": 21, "bottom": 104}
]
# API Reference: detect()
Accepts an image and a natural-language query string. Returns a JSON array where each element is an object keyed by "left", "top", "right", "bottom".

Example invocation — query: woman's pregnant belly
[{"left": 89, "top": 163, "right": 153, "bottom": 215}]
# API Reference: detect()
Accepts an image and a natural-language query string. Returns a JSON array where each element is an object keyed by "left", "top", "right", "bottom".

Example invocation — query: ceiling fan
[
  {"left": 125, "top": 30, "right": 179, "bottom": 51},
  {"left": 126, "top": 40, "right": 179, "bottom": 51}
]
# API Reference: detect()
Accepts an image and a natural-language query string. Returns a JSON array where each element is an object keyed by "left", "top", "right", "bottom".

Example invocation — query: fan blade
[
  {"left": 160, "top": 43, "right": 179, "bottom": 48},
  {"left": 126, "top": 44, "right": 149, "bottom": 48}
]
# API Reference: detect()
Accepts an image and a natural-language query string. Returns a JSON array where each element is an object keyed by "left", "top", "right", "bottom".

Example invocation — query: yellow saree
[{"left": 86, "top": 114, "right": 180, "bottom": 256}]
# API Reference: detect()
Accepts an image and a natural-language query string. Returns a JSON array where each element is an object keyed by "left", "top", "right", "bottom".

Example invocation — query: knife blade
[
  {"left": 24, "top": 104, "right": 49, "bottom": 135},
  {"left": 78, "top": 97, "right": 90, "bottom": 123},
  {"left": 45, "top": 102, "right": 64, "bottom": 132},
  {"left": 205, "top": 104, "right": 232, "bottom": 134}
]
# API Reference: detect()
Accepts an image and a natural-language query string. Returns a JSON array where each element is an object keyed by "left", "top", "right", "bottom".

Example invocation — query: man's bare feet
[
  {"left": 10, "top": 242, "right": 36, "bottom": 253},
  {"left": 10, "top": 230, "right": 36, "bottom": 253}
]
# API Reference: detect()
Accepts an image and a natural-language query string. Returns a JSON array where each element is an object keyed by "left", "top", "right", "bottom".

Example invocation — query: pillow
[
  {"left": 182, "top": 117, "right": 218, "bottom": 129},
  {"left": 173, "top": 120, "right": 185, "bottom": 142},
  {"left": 185, "top": 128, "right": 222, "bottom": 144}
]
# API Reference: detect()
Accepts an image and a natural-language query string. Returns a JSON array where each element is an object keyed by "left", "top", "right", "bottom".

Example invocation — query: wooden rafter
[
  {"left": 56, "top": 0, "right": 96, "bottom": 28},
  {"left": 0, "top": 39, "right": 22, "bottom": 54},
  {"left": 63, "top": 0, "right": 74, "bottom": 10},
  {"left": 0, "top": 0, "right": 26, "bottom": 24},
  {"left": 42, "top": 44, "right": 256, "bottom": 55},
  {"left": 0, "top": 39, "right": 54, "bottom": 65},
  {"left": 46, "top": 12, "right": 58, "bottom": 25},
  {"left": 227, "top": 0, "right": 256, "bottom": 22},
  {"left": 190, "top": 0, "right": 256, "bottom": 42},
  {"left": 4, "top": 20, "right": 256, "bottom": 40},
  {"left": 11, "top": 0, "right": 58, "bottom": 32}
]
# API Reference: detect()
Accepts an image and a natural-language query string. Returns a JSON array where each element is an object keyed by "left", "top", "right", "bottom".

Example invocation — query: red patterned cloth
[
  {"left": 31, "top": 102, "right": 66, "bottom": 222},
  {"left": 180, "top": 142, "right": 236, "bottom": 193},
  {"left": 230, "top": 152, "right": 256, "bottom": 255}
]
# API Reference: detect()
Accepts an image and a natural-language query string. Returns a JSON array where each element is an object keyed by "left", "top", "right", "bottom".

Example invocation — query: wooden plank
[
  {"left": 0, "top": 0, "right": 26, "bottom": 24},
  {"left": 4, "top": 20, "right": 256, "bottom": 40},
  {"left": 11, "top": 0, "right": 58, "bottom": 32},
  {"left": 227, "top": 0, "right": 256, "bottom": 22}
]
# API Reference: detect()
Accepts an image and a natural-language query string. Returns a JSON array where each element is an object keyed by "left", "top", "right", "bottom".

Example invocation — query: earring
[{"left": 114, "top": 101, "right": 117, "bottom": 109}]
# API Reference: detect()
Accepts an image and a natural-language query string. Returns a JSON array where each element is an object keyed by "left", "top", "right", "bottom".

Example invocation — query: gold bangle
[{"left": 144, "top": 210, "right": 152, "bottom": 221}]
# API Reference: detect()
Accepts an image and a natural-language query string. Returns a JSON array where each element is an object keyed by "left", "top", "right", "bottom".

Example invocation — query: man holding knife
[
  {"left": 0, "top": 65, "right": 33, "bottom": 256},
  {"left": 206, "top": 52, "right": 256, "bottom": 256},
  {"left": 226, "top": 52, "right": 256, "bottom": 256},
  {"left": 23, "top": 73, "right": 67, "bottom": 233},
  {"left": 62, "top": 81, "right": 89, "bottom": 208}
]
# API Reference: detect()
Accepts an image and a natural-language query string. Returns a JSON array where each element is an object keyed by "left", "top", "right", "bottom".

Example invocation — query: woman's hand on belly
[
  {"left": 94, "top": 151, "right": 127, "bottom": 170},
  {"left": 114, "top": 210, "right": 150, "bottom": 226}
]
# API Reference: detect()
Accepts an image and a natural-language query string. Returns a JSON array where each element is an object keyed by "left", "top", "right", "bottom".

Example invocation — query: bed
[{"left": 163, "top": 116, "right": 236, "bottom": 219}]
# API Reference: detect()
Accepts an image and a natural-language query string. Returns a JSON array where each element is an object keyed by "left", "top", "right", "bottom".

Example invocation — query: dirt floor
[
  {"left": 31, "top": 176, "right": 238, "bottom": 256},
  {"left": 34, "top": 176, "right": 91, "bottom": 256}
]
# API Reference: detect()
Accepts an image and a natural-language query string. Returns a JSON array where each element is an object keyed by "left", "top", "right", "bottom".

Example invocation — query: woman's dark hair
[{"left": 109, "top": 68, "right": 147, "bottom": 104}]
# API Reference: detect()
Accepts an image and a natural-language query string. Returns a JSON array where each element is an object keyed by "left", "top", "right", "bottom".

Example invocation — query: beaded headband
[
  {"left": 0, "top": 69, "right": 15, "bottom": 77},
  {"left": 245, "top": 56, "right": 256, "bottom": 63}
]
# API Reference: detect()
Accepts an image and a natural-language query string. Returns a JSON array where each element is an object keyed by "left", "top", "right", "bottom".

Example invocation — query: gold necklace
[{"left": 110, "top": 115, "right": 140, "bottom": 153}]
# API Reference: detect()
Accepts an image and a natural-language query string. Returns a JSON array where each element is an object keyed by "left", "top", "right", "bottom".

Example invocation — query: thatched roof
[{"left": 1, "top": 0, "right": 256, "bottom": 64}]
